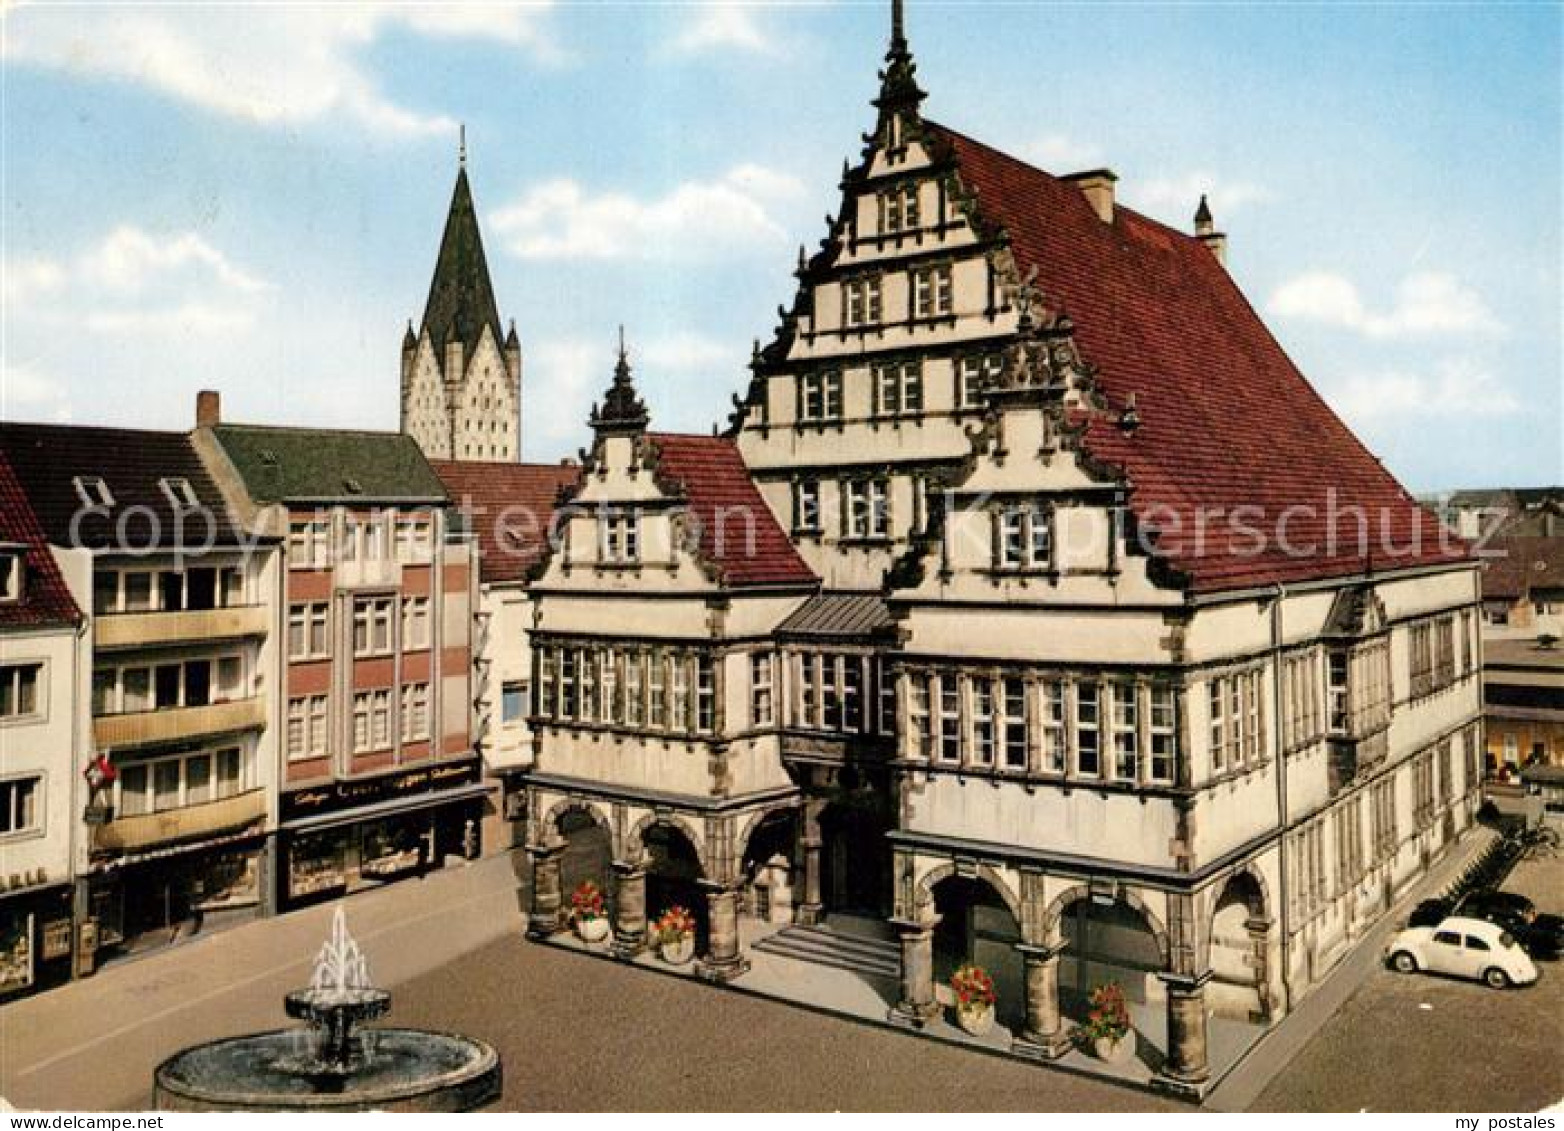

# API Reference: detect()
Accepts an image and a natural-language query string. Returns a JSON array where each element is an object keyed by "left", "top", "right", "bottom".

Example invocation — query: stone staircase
[{"left": 752, "top": 920, "right": 900, "bottom": 980}]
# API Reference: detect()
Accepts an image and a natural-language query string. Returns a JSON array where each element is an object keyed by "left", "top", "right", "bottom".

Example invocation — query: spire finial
[
  {"left": 459, "top": 123, "right": 467, "bottom": 168},
  {"left": 617, "top": 323, "right": 626, "bottom": 361},
  {"left": 592, "top": 327, "right": 649, "bottom": 434},
  {"left": 876, "top": 0, "right": 924, "bottom": 113}
]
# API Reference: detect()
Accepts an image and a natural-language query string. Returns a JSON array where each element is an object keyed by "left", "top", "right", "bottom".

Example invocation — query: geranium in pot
[
  {"left": 652, "top": 905, "right": 697, "bottom": 965},
  {"left": 950, "top": 962, "right": 997, "bottom": 1036},
  {"left": 1076, "top": 981, "right": 1134, "bottom": 1065},
  {"left": 571, "top": 880, "right": 610, "bottom": 944}
]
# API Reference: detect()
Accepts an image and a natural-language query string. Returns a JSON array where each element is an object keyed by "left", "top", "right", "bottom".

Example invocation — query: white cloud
[
  {"left": 1, "top": 3, "right": 561, "bottom": 136},
  {"left": 1121, "top": 172, "right": 1271, "bottom": 223},
  {"left": 671, "top": 3, "right": 776, "bottom": 56},
  {"left": 492, "top": 164, "right": 805, "bottom": 262},
  {"left": 5, "top": 226, "right": 272, "bottom": 338},
  {"left": 1269, "top": 270, "right": 1505, "bottom": 340},
  {"left": 1019, "top": 134, "right": 1105, "bottom": 172},
  {"left": 0, "top": 360, "right": 72, "bottom": 421},
  {"left": 1323, "top": 359, "right": 1522, "bottom": 426},
  {"left": 525, "top": 331, "right": 743, "bottom": 445}
]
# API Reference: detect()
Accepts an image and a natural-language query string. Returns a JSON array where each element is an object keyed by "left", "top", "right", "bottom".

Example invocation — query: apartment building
[
  {"left": 0, "top": 422, "right": 277, "bottom": 965},
  {"left": 0, "top": 450, "right": 86, "bottom": 996},
  {"left": 198, "top": 399, "right": 485, "bottom": 911}
]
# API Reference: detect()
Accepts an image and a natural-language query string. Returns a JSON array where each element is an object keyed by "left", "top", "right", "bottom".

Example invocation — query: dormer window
[
  {"left": 601, "top": 509, "right": 640, "bottom": 565},
  {"left": 997, "top": 503, "right": 1052, "bottom": 571},
  {"left": 0, "top": 551, "right": 22, "bottom": 602},
  {"left": 159, "top": 477, "right": 199, "bottom": 510},
  {"left": 73, "top": 476, "right": 114, "bottom": 509}
]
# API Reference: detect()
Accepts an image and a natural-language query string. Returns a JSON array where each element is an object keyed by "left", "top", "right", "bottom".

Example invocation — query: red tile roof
[
  {"left": 1481, "top": 537, "right": 1564, "bottom": 601},
  {"left": 928, "top": 122, "right": 1468, "bottom": 593},
  {"left": 0, "top": 449, "right": 82, "bottom": 629},
  {"left": 648, "top": 433, "right": 816, "bottom": 589},
  {"left": 430, "top": 460, "right": 582, "bottom": 583}
]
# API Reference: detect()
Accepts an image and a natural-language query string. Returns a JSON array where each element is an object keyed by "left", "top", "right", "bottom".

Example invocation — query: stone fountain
[{"left": 153, "top": 906, "right": 500, "bottom": 1111}]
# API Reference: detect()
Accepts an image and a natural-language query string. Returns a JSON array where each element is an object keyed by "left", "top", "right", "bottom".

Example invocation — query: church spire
[
  {"left": 875, "top": 0, "right": 924, "bottom": 113},
  {"left": 418, "top": 149, "right": 503, "bottom": 355}
]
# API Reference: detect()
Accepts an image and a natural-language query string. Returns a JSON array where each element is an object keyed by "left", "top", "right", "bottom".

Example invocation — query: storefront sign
[
  {"left": 41, "top": 918, "right": 72, "bottom": 961},
  {"left": 280, "top": 758, "right": 480, "bottom": 824}
]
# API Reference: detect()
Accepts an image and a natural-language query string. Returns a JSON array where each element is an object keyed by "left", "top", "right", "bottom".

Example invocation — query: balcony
[
  {"left": 95, "top": 605, "right": 269, "bottom": 650},
  {"left": 95, "top": 788, "right": 266, "bottom": 852},
  {"left": 94, "top": 696, "right": 266, "bottom": 750}
]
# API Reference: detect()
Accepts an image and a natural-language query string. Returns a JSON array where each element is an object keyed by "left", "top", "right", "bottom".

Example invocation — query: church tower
[{"left": 401, "top": 135, "right": 523, "bottom": 461}]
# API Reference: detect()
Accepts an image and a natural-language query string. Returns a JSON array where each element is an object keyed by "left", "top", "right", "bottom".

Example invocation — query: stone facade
[{"left": 513, "top": 4, "right": 1485, "bottom": 1097}]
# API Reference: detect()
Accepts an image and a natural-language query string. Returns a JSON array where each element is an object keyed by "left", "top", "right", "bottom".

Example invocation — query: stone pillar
[
  {"left": 696, "top": 884, "right": 750, "bottom": 983},
  {"left": 797, "top": 801, "right": 824, "bottom": 926},
  {"left": 526, "top": 840, "right": 565, "bottom": 940},
  {"left": 1155, "top": 973, "right": 1212, "bottom": 1097},
  {"left": 612, "top": 860, "right": 648, "bottom": 960},
  {"left": 1012, "top": 942, "right": 1071, "bottom": 1058},
  {"left": 888, "top": 909, "right": 941, "bottom": 1028}
]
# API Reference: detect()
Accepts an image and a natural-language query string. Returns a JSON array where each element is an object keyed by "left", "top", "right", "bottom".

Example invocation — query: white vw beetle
[{"left": 1384, "top": 915, "right": 1539, "bottom": 988}]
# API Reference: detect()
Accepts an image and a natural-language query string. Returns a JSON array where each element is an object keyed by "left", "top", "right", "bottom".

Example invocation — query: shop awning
[{"left": 280, "top": 782, "right": 494, "bottom": 835}]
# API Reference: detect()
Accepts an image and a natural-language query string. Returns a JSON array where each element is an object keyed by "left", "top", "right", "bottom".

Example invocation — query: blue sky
[{"left": 2, "top": 1, "right": 1559, "bottom": 490}]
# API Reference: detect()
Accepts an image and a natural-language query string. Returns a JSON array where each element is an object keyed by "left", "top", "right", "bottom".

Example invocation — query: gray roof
[
  {"left": 776, "top": 592, "right": 893, "bottom": 639},
  {"left": 212, "top": 424, "right": 449, "bottom": 504}
]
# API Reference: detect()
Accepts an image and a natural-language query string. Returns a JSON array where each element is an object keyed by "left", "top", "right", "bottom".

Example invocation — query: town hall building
[{"left": 508, "top": 2, "right": 1484, "bottom": 1098}]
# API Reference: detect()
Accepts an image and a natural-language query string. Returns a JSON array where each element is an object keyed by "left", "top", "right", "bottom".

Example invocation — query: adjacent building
[
  {"left": 0, "top": 450, "right": 86, "bottom": 997},
  {"left": 430, "top": 458, "right": 580, "bottom": 848},
  {"left": 197, "top": 399, "right": 486, "bottom": 910},
  {"left": 1483, "top": 637, "right": 1564, "bottom": 775},
  {"left": 0, "top": 421, "right": 278, "bottom": 967}
]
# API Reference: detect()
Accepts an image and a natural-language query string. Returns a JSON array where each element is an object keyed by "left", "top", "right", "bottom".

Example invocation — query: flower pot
[
  {"left": 1093, "top": 1033, "right": 1135, "bottom": 1065},
  {"left": 576, "top": 915, "right": 610, "bottom": 944},
  {"left": 955, "top": 1001, "right": 994, "bottom": 1037},
  {"left": 659, "top": 934, "right": 695, "bottom": 965}
]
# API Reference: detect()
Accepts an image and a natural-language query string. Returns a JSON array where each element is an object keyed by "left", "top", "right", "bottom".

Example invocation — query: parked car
[
  {"left": 1469, "top": 908, "right": 1564, "bottom": 961},
  {"left": 1384, "top": 916, "right": 1539, "bottom": 988},
  {"left": 1458, "top": 890, "right": 1537, "bottom": 922},
  {"left": 1408, "top": 898, "right": 1451, "bottom": 928}
]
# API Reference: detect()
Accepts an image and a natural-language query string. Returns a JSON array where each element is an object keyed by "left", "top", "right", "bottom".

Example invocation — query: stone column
[
  {"left": 696, "top": 884, "right": 750, "bottom": 983},
  {"left": 1012, "top": 942, "right": 1071, "bottom": 1058},
  {"left": 526, "top": 839, "right": 565, "bottom": 940},
  {"left": 797, "top": 801, "right": 824, "bottom": 926},
  {"left": 888, "top": 909, "right": 941, "bottom": 1028},
  {"left": 611, "top": 859, "right": 648, "bottom": 960},
  {"left": 1155, "top": 973, "right": 1212, "bottom": 1097}
]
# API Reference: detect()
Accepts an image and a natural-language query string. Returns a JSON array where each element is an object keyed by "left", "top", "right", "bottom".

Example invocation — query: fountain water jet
[{"left": 153, "top": 905, "right": 500, "bottom": 1111}]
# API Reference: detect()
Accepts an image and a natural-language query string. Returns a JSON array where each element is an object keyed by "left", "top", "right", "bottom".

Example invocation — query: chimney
[
  {"left": 196, "top": 389, "right": 221, "bottom": 428},
  {"left": 1063, "top": 169, "right": 1118, "bottom": 224},
  {"left": 1193, "top": 194, "right": 1228, "bottom": 266}
]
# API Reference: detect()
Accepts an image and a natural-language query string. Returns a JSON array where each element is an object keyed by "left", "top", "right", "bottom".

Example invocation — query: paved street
[
  {"left": 3, "top": 842, "right": 1560, "bottom": 1112},
  {"left": 1254, "top": 851, "right": 1564, "bottom": 1112}
]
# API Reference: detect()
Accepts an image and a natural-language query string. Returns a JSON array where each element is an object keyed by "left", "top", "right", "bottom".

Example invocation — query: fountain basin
[{"left": 154, "top": 1028, "right": 501, "bottom": 1112}]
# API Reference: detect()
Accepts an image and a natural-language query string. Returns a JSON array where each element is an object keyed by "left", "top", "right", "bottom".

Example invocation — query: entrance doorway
[
  {"left": 643, "top": 823, "right": 708, "bottom": 951},
  {"left": 820, "top": 804, "right": 891, "bottom": 917},
  {"left": 930, "top": 875, "right": 1024, "bottom": 1032}
]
